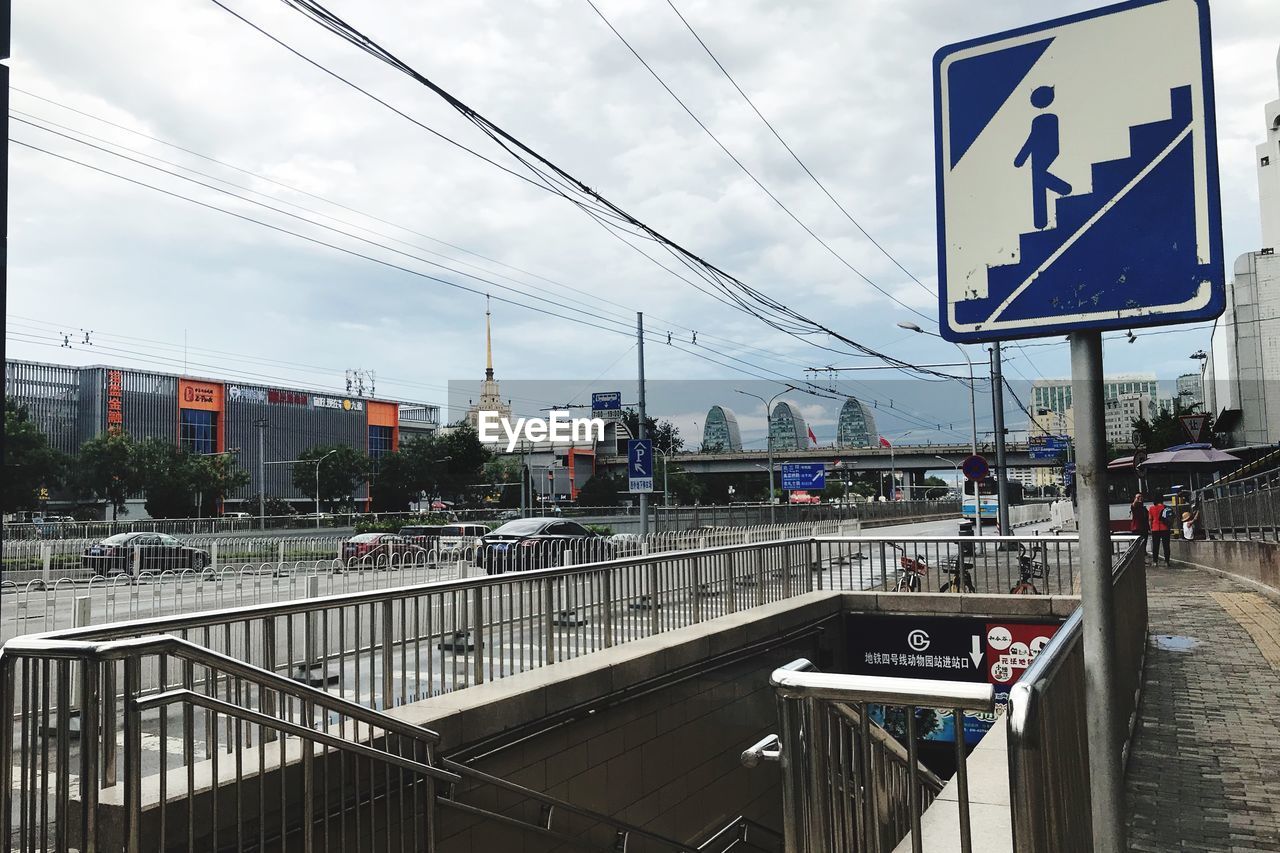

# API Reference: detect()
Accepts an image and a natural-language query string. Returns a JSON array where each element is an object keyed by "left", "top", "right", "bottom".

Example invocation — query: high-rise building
[
  {"left": 835, "top": 396, "right": 878, "bottom": 447},
  {"left": 1030, "top": 375, "right": 1158, "bottom": 428},
  {"left": 1176, "top": 373, "right": 1204, "bottom": 411},
  {"left": 1205, "top": 51, "right": 1280, "bottom": 446},
  {"left": 1259, "top": 46, "right": 1280, "bottom": 252},
  {"left": 768, "top": 401, "right": 809, "bottom": 452},
  {"left": 1104, "top": 393, "right": 1153, "bottom": 447},
  {"left": 701, "top": 405, "right": 743, "bottom": 452},
  {"left": 464, "top": 300, "right": 513, "bottom": 430}
]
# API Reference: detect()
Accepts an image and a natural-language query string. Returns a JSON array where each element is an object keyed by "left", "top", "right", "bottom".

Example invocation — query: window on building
[
  {"left": 180, "top": 409, "right": 218, "bottom": 454},
  {"left": 369, "top": 425, "right": 394, "bottom": 460}
]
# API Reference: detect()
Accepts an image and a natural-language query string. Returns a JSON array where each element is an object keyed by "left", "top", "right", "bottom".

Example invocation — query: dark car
[
  {"left": 477, "top": 519, "right": 610, "bottom": 574},
  {"left": 81, "top": 532, "right": 211, "bottom": 575},
  {"left": 340, "top": 533, "right": 424, "bottom": 565}
]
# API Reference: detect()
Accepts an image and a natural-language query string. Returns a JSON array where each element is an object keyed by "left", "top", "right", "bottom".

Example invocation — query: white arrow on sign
[{"left": 970, "top": 636, "right": 983, "bottom": 668}]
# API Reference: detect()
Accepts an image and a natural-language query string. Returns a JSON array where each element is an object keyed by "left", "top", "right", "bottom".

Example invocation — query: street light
[
  {"left": 735, "top": 386, "right": 795, "bottom": 524},
  {"left": 899, "top": 321, "right": 979, "bottom": 529},
  {"left": 313, "top": 449, "right": 340, "bottom": 528}
]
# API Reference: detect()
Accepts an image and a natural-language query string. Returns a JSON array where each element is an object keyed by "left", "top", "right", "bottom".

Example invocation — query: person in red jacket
[{"left": 1148, "top": 498, "right": 1173, "bottom": 566}]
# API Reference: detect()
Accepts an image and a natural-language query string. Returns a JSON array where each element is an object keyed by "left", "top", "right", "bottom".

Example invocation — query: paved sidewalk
[{"left": 1126, "top": 564, "right": 1280, "bottom": 851}]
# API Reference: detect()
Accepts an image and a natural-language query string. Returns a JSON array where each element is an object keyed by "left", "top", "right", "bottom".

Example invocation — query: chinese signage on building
[
  {"left": 179, "top": 379, "right": 223, "bottom": 411},
  {"left": 228, "top": 385, "right": 269, "bottom": 404},
  {"left": 106, "top": 370, "right": 124, "bottom": 434},
  {"left": 313, "top": 396, "right": 364, "bottom": 412},
  {"left": 268, "top": 389, "right": 310, "bottom": 406}
]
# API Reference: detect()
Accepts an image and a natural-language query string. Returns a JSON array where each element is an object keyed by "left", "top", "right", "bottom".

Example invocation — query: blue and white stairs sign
[{"left": 934, "top": 0, "right": 1224, "bottom": 343}]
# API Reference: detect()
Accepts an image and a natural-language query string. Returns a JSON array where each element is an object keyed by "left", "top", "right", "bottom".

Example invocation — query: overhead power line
[
  {"left": 583, "top": 0, "right": 932, "bottom": 320},
  {"left": 661, "top": 0, "right": 934, "bottom": 301},
  {"left": 214, "top": 0, "right": 957, "bottom": 382}
]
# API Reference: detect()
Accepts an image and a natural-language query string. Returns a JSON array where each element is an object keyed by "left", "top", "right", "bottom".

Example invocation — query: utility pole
[
  {"left": 990, "top": 342, "right": 1012, "bottom": 534},
  {"left": 637, "top": 313, "right": 649, "bottom": 536},
  {"left": 255, "top": 419, "right": 267, "bottom": 530}
]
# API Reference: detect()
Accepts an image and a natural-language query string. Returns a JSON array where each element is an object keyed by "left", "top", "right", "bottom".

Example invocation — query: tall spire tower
[
  {"left": 466, "top": 295, "right": 512, "bottom": 430},
  {"left": 484, "top": 296, "right": 495, "bottom": 382}
]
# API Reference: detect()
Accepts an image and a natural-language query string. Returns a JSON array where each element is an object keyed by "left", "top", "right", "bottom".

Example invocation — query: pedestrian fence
[
  {"left": 1, "top": 520, "right": 859, "bottom": 640},
  {"left": 1007, "top": 535, "right": 1148, "bottom": 851},
  {"left": 0, "top": 530, "right": 1129, "bottom": 852},
  {"left": 1199, "top": 465, "right": 1280, "bottom": 542}
]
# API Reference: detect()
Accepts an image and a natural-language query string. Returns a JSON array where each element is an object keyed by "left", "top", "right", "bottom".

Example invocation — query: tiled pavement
[{"left": 1126, "top": 564, "right": 1280, "bottom": 851}]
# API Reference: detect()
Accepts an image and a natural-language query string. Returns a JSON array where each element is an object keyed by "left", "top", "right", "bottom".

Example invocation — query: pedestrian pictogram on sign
[{"left": 934, "top": 0, "right": 1224, "bottom": 342}]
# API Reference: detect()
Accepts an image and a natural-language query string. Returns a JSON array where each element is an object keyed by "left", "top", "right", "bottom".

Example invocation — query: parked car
[
  {"left": 340, "top": 533, "right": 424, "bottom": 565},
  {"left": 477, "top": 519, "right": 610, "bottom": 574},
  {"left": 399, "top": 525, "right": 449, "bottom": 551},
  {"left": 438, "top": 524, "right": 491, "bottom": 556},
  {"left": 81, "top": 532, "right": 211, "bottom": 575}
]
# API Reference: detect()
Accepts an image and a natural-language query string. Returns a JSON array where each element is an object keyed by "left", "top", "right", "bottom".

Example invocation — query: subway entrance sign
[
  {"left": 934, "top": 0, "right": 1224, "bottom": 342},
  {"left": 847, "top": 614, "right": 1062, "bottom": 743}
]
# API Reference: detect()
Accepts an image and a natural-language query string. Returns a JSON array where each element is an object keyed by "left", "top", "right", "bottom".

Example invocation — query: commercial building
[
  {"left": 4, "top": 359, "right": 440, "bottom": 512},
  {"left": 1204, "top": 54, "right": 1280, "bottom": 446},
  {"left": 768, "top": 401, "right": 810, "bottom": 452},
  {"left": 701, "top": 405, "right": 742, "bottom": 452},
  {"left": 835, "top": 397, "right": 878, "bottom": 447}
]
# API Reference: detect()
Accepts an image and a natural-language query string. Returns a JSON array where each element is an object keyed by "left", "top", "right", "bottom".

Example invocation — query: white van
[{"left": 438, "top": 524, "right": 490, "bottom": 556}]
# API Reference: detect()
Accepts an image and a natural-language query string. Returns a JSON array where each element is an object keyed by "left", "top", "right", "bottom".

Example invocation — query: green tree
[
  {"left": 1132, "top": 409, "right": 1217, "bottom": 452},
  {"left": 241, "top": 494, "right": 295, "bottom": 518},
  {"left": 666, "top": 466, "right": 705, "bottom": 504},
  {"left": 430, "top": 426, "right": 492, "bottom": 501},
  {"left": 621, "top": 409, "right": 684, "bottom": 454},
  {"left": 576, "top": 472, "right": 624, "bottom": 506},
  {"left": 75, "top": 431, "right": 140, "bottom": 519},
  {"left": 2, "top": 400, "right": 66, "bottom": 513},
  {"left": 190, "top": 452, "right": 250, "bottom": 515},
  {"left": 293, "top": 445, "right": 370, "bottom": 510},
  {"left": 482, "top": 456, "right": 526, "bottom": 507},
  {"left": 370, "top": 450, "right": 418, "bottom": 513},
  {"left": 133, "top": 440, "right": 196, "bottom": 518}
]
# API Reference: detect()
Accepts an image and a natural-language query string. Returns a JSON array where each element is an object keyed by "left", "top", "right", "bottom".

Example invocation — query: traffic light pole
[{"left": 991, "top": 342, "right": 1012, "bottom": 534}]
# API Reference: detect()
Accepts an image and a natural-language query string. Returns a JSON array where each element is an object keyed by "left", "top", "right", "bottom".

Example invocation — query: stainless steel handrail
[
  {"left": 771, "top": 671, "right": 996, "bottom": 711},
  {"left": 756, "top": 660, "right": 995, "bottom": 853}
]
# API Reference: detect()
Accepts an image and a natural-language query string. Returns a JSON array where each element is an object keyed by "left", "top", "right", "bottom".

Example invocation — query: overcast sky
[{"left": 7, "top": 0, "right": 1279, "bottom": 436}]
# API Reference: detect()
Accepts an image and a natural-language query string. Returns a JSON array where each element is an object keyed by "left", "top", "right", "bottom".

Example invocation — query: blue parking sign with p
[
  {"left": 628, "top": 439, "right": 654, "bottom": 493},
  {"left": 934, "top": 0, "right": 1224, "bottom": 342}
]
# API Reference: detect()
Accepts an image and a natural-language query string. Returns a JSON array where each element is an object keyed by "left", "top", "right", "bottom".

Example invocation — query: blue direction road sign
[
  {"left": 1028, "top": 434, "right": 1069, "bottom": 460},
  {"left": 627, "top": 439, "right": 654, "bottom": 493},
  {"left": 780, "top": 463, "right": 826, "bottom": 491},
  {"left": 592, "top": 391, "right": 622, "bottom": 420},
  {"left": 934, "top": 0, "right": 1223, "bottom": 343}
]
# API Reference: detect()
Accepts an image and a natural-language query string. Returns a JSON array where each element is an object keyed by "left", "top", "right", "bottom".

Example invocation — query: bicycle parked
[
  {"left": 1010, "top": 543, "right": 1046, "bottom": 595},
  {"left": 890, "top": 545, "right": 929, "bottom": 592}
]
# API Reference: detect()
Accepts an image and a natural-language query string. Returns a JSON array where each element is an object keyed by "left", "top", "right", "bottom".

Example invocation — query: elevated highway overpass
[{"left": 600, "top": 441, "right": 1056, "bottom": 476}]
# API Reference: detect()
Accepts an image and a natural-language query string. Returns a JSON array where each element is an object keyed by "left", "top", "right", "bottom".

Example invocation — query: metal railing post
[
  {"left": 381, "top": 599, "right": 395, "bottom": 707},
  {"left": 602, "top": 571, "right": 614, "bottom": 648},
  {"left": 102, "top": 663, "right": 117, "bottom": 787},
  {"left": 122, "top": 656, "right": 142, "bottom": 853},
  {"left": 543, "top": 580, "right": 556, "bottom": 665},
  {"left": 776, "top": 695, "right": 807, "bottom": 853},
  {"left": 472, "top": 588, "right": 485, "bottom": 686}
]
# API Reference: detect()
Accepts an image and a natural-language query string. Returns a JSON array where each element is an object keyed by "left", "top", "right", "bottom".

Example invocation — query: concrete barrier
[{"left": 1171, "top": 538, "right": 1280, "bottom": 595}]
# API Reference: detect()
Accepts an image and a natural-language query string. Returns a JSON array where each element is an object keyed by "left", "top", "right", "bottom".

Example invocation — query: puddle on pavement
[{"left": 1153, "top": 634, "right": 1200, "bottom": 652}]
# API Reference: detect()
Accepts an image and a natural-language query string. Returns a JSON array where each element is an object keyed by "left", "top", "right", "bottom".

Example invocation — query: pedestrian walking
[
  {"left": 1130, "top": 493, "right": 1149, "bottom": 549},
  {"left": 1148, "top": 497, "right": 1174, "bottom": 566}
]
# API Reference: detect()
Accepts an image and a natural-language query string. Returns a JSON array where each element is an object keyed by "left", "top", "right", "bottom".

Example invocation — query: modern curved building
[
  {"left": 836, "top": 396, "right": 878, "bottom": 447},
  {"left": 769, "top": 401, "right": 809, "bottom": 451},
  {"left": 701, "top": 405, "right": 743, "bottom": 452}
]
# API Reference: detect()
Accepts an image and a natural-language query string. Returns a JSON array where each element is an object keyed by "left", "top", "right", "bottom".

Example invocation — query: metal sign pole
[{"left": 1070, "top": 330, "right": 1125, "bottom": 853}]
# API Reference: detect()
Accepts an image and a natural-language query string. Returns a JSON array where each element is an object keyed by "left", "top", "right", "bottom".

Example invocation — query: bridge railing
[
  {"left": 1007, "top": 536, "right": 1148, "bottom": 851},
  {"left": 1200, "top": 466, "right": 1280, "bottom": 542}
]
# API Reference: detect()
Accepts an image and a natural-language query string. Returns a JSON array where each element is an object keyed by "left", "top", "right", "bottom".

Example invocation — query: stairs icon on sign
[{"left": 956, "top": 85, "right": 1196, "bottom": 327}]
